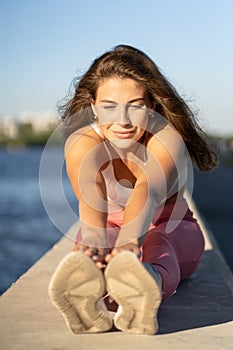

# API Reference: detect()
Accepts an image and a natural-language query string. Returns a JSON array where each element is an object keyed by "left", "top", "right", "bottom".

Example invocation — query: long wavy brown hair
[{"left": 59, "top": 44, "right": 218, "bottom": 171}]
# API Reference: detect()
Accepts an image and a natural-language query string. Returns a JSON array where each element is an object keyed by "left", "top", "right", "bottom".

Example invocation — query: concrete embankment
[{"left": 0, "top": 203, "right": 233, "bottom": 350}]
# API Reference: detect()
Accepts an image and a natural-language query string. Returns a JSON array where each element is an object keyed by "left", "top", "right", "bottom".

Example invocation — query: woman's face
[{"left": 93, "top": 78, "right": 153, "bottom": 148}]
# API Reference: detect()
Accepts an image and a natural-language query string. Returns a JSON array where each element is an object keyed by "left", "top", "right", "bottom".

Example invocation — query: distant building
[
  {"left": 19, "top": 111, "right": 58, "bottom": 133},
  {"left": 0, "top": 115, "right": 18, "bottom": 139}
]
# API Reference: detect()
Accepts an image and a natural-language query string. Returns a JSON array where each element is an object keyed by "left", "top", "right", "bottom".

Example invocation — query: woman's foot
[
  {"left": 48, "top": 251, "right": 113, "bottom": 333},
  {"left": 104, "top": 250, "right": 162, "bottom": 335}
]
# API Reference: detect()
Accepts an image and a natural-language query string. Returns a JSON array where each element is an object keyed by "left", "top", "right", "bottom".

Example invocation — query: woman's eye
[
  {"left": 103, "top": 105, "right": 116, "bottom": 110},
  {"left": 129, "top": 104, "right": 144, "bottom": 109}
]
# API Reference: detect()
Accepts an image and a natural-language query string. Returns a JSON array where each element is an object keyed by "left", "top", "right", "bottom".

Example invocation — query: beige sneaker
[
  {"left": 105, "top": 251, "right": 162, "bottom": 335},
  {"left": 48, "top": 251, "right": 113, "bottom": 333}
]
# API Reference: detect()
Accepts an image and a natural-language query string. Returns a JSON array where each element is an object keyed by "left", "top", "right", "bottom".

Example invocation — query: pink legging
[
  {"left": 76, "top": 199, "right": 205, "bottom": 301},
  {"left": 105, "top": 199, "right": 205, "bottom": 301}
]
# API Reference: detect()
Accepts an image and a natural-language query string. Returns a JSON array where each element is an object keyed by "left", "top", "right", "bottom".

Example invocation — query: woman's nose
[{"left": 118, "top": 105, "right": 130, "bottom": 125}]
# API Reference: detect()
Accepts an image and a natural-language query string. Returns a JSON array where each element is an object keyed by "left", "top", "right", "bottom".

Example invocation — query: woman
[{"left": 49, "top": 45, "right": 218, "bottom": 335}]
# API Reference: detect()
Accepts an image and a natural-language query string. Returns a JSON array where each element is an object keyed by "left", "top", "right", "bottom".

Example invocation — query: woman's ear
[
  {"left": 148, "top": 102, "right": 156, "bottom": 117},
  {"left": 90, "top": 97, "right": 97, "bottom": 115},
  {"left": 91, "top": 103, "right": 97, "bottom": 116},
  {"left": 146, "top": 94, "right": 156, "bottom": 115}
]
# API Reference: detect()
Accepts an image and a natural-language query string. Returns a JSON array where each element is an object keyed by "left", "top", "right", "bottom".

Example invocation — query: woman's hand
[
  {"left": 73, "top": 243, "right": 110, "bottom": 269},
  {"left": 105, "top": 241, "right": 141, "bottom": 264},
  {"left": 72, "top": 241, "right": 141, "bottom": 268}
]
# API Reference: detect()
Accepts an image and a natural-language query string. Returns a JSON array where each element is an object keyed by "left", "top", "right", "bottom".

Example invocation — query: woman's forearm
[
  {"left": 78, "top": 204, "right": 109, "bottom": 248},
  {"left": 115, "top": 181, "right": 159, "bottom": 247}
]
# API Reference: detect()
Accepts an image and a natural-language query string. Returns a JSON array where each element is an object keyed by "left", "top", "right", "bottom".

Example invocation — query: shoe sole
[
  {"left": 105, "top": 251, "right": 161, "bottom": 335},
  {"left": 48, "top": 251, "right": 113, "bottom": 333}
]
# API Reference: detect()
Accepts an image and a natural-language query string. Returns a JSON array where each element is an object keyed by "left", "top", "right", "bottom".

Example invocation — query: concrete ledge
[{"left": 0, "top": 203, "right": 233, "bottom": 350}]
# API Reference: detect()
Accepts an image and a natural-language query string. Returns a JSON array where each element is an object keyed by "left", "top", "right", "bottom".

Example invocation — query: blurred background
[{"left": 0, "top": 0, "right": 232, "bottom": 295}]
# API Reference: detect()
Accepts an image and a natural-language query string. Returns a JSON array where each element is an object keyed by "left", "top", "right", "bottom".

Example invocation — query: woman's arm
[
  {"left": 114, "top": 127, "right": 186, "bottom": 249},
  {"left": 65, "top": 130, "right": 110, "bottom": 256}
]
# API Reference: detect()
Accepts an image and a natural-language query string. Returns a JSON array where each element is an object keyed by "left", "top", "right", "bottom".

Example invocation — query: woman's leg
[{"left": 141, "top": 219, "right": 205, "bottom": 301}]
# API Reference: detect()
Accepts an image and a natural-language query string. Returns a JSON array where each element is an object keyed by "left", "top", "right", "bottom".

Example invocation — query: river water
[
  {"left": 0, "top": 146, "right": 77, "bottom": 295},
  {"left": 0, "top": 146, "right": 232, "bottom": 295}
]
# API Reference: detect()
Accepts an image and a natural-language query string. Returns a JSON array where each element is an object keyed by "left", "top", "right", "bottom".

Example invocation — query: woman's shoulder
[
  {"left": 64, "top": 125, "right": 105, "bottom": 164},
  {"left": 148, "top": 114, "right": 182, "bottom": 140},
  {"left": 65, "top": 125, "right": 102, "bottom": 152},
  {"left": 147, "top": 115, "right": 185, "bottom": 158}
]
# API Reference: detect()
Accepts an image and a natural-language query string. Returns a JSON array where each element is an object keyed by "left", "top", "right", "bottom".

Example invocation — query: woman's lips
[{"left": 112, "top": 130, "right": 135, "bottom": 139}]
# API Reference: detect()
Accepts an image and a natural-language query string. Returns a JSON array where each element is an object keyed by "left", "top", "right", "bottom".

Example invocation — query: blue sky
[{"left": 0, "top": 0, "right": 233, "bottom": 134}]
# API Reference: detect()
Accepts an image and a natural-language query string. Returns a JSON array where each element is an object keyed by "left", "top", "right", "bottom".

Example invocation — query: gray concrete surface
[{"left": 0, "top": 204, "right": 233, "bottom": 350}]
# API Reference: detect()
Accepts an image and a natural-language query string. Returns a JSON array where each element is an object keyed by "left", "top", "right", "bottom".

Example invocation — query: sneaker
[
  {"left": 48, "top": 251, "right": 113, "bottom": 333},
  {"left": 104, "top": 250, "right": 162, "bottom": 335}
]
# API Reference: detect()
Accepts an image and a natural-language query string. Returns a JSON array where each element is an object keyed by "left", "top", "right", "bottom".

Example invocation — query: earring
[{"left": 91, "top": 103, "right": 98, "bottom": 121}]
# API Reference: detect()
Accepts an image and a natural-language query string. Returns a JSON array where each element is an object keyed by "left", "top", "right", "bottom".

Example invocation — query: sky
[{"left": 0, "top": 0, "right": 233, "bottom": 135}]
